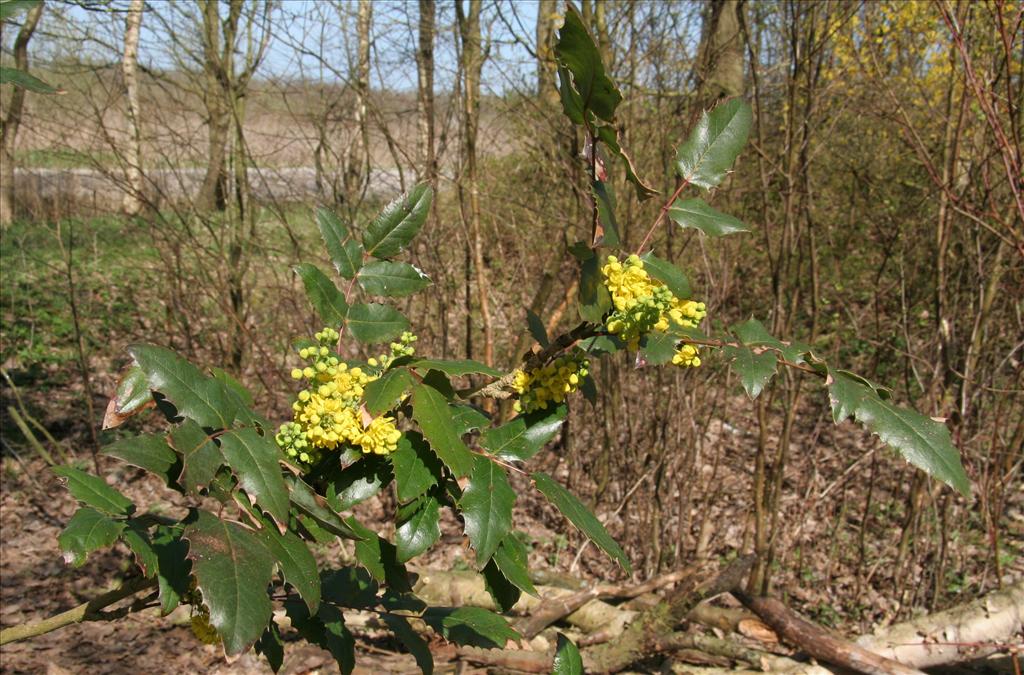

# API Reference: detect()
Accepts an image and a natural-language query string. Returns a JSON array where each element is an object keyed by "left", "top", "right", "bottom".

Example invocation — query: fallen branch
[
  {"left": 0, "top": 576, "right": 157, "bottom": 646},
  {"left": 732, "top": 590, "right": 926, "bottom": 675},
  {"left": 855, "top": 580, "right": 1023, "bottom": 668}
]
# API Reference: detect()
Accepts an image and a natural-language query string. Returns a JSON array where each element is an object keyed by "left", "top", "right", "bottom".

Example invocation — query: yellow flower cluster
[
  {"left": 276, "top": 327, "right": 405, "bottom": 467},
  {"left": 512, "top": 349, "right": 590, "bottom": 413},
  {"left": 601, "top": 254, "right": 707, "bottom": 367}
]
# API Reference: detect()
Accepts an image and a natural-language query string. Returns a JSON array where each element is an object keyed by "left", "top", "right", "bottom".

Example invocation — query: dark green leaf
[
  {"left": 675, "top": 98, "right": 752, "bottom": 190},
  {"left": 364, "top": 368, "right": 414, "bottom": 416},
  {"left": 295, "top": 263, "right": 349, "bottom": 328},
  {"left": 591, "top": 180, "right": 620, "bottom": 247},
  {"left": 578, "top": 251, "right": 612, "bottom": 324},
  {"left": 595, "top": 124, "right": 658, "bottom": 201},
  {"left": 450, "top": 404, "right": 490, "bottom": 435},
  {"left": 460, "top": 456, "right": 515, "bottom": 564},
  {"left": 526, "top": 309, "right": 549, "bottom": 348},
  {"left": 255, "top": 623, "right": 285, "bottom": 673},
  {"left": 494, "top": 533, "right": 537, "bottom": 596},
  {"left": 389, "top": 432, "right": 442, "bottom": 502},
  {"left": 639, "top": 332, "right": 678, "bottom": 366},
  {"left": 285, "top": 600, "right": 355, "bottom": 675},
  {"left": 53, "top": 466, "right": 134, "bottom": 517},
  {"left": 828, "top": 370, "right": 970, "bottom": 496},
  {"left": 152, "top": 525, "right": 190, "bottom": 615},
  {"left": 411, "top": 384, "right": 476, "bottom": 477},
  {"left": 258, "top": 520, "right": 321, "bottom": 613},
  {"left": 0, "top": 66, "right": 57, "bottom": 93},
  {"left": 217, "top": 428, "right": 290, "bottom": 527},
  {"left": 321, "top": 566, "right": 380, "bottom": 608},
  {"left": 556, "top": 65, "right": 585, "bottom": 125},
  {"left": 554, "top": 5, "right": 621, "bottom": 122},
  {"left": 211, "top": 367, "right": 253, "bottom": 407},
  {"left": 348, "top": 517, "right": 412, "bottom": 592},
  {"left": 481, "top": 405, "right": 566, "bottom": 462},
  {"left": 129, "top": 344, "right": 236, "bottom": 428},
  {"left": 357, "top": 261, "right": 431, "bottom": 297},
  {"left": 532, "top": 472, "right": 630, "bottom": 572},
  {"left": 423, "top": 607, "right": 520, "bottom": 648},
  {"left": 325, "top": 455, "right": 392, "bottom": 511},
  {"left": 286, "top": 475, "right": 362, "bottom": 540},
  {"left": 668, "top": 197, "right": 748, "bottom": 237},
  {"left": 724, "top": 345, "right": 777, "bottom": 398},
  {"left": 730, "top": 318, "right": 812, "bottom": 363},
  {"left": 121, "top": 520, "right": 159, "bottom": 578},
  {"left": 395, "top": 493, "right": 441, "bottom": 562},
  {"left": 169, "top": 420, "right": 222, "bottom": 493},
  {"left": 382, "top": 614, "right": 433, "bottom": 675},
  {"left": 410, "top": 358, "right": 502, "bottom": 378},
  {"left": 103, "top": 433, "right": 179, "bottom": 484},
  {"left": 483, "top": 559, "right": 521, "bottom": 612},
  {"left": 553, "top": 633, "right": 584, "bottom": 675},
  {"left": 184, "top": 510, "right": 275, "bottom": 656},
  {"left": 346, "top": 303, "right": 409, "bottom": 344},
  {"left": 317, "top": 206, "right": 363, "bottom": 279},
  {"left": 58, "top": 507, "right": 124, "bottom": 567},
  {"left": 362, "top": 183, "right": 432, "bottom": 259},
  {"left": 640, "top": 252, "right": 691, "bottom": 298}
]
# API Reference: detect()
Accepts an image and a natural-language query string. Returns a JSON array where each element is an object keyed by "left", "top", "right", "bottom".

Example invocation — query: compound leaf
[
  {"left": 53, "top": 466, "right": 134, "bottom": 517},
  {"left": 395, "top": 493, "right": 442, "bottom": 562},
  {"left": 317, "top": 206, "right": 363, "bottom": 279},
  {"left": 295, "top": 263, "right": 349, "bottom": 328},
  {"left": 357, "top": 260, "right": 430, "bottom": 297},
  {"left": 129, "top": 344, "right": 236, "bottom": 429},
  {"left": 411, "top": 384, "right": 476, "bottom": 477},
  {"left": 723, "top": 345, "right": 778, "bottom": 399},
  {"left": 363, "top": 183, "right": 432, "bottom": 259},
  {"left": 346, "top": 303, "right": 409, "bottom": 344},
  {"left": 389, "top": 432, "right": 443, "bottom": 502},
  {"left": 668, "top": 197, "right": 748, "bottom": 237},
  {"left": 218, "top": 428, "right": 290, "bottom": 527},
  {"left": 481, "top": 405, "right": 566, "bottom": 462},
  {"left": 58, "top": 507, "right": 125, "bottom": 567},
  {"left": 554, "top": 5, "right": 621, "bottom": 122},
  {"left": 103, "top": 433, "right": 179, "bottom": 485},
  {"left": 460, "top": 456, "right": 515, "bottom": 564},
  {"left": 675, "top": 98, "right": 752, "bottom": 190}
]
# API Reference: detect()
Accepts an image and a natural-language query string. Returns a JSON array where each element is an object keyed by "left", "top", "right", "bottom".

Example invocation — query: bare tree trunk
[
  {"left": 536, "top": 0, "right": 559, "bottom": 103},
  {"left": 416, "top": 0, "right": 435, "bottom": 184},
  {"left": 456, "top": 0, "right": 493, "bottom": 369},
  {"left": 196, "top": 0, "right": 232, "bottom": 212},
  {"left": 0, "top": 2, "right": 44, "bottom": 227},
  {"left": 697, "top": 0, "right": 745, "bottom": 103},
  {"left": 344, "top": 0, "right": 372, "bottom": 202},
  {"left": 121, "top": 0, "right": 145, "bottom": 215}
]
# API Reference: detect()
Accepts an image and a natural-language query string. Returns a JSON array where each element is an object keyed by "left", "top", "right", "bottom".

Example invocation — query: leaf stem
[{"left": 636, "top": 178, "right": 690, "bottom": 255}]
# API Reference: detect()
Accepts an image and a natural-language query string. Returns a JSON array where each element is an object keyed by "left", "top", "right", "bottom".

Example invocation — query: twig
[
  {"left": 731, "top": 590, "right": 926, "bottom": 675},
  {"left": 0, "top": 576, "right": 158, "bottom": 646}
]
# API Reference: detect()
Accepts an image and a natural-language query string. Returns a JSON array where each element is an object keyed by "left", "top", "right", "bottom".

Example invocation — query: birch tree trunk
[
  {"left": 0, "top": 2, "right": 44, "bottom": 227},
  {"left": 121, "top": 0, "right": 145, "bottom": 215},
  {"left": 416, "top": 0, "right": 435, "bottom": 184}
]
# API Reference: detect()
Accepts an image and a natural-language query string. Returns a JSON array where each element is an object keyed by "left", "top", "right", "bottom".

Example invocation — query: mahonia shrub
[{"left": 51, "top": 5, "right": 969, "bottom": 672}]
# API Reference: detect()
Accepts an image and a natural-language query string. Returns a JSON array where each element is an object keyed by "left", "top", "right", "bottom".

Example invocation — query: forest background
[{"left": 0, "top": 0, "right": 1021, "bottom": 671}]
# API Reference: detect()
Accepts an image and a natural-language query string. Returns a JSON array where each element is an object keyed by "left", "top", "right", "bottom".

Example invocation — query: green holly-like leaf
[
  {"left": 640, "top": 252, "right": 691, "bottom": 299},
  {"left": 532, "top": 472, "right": 631, "bottom": 573},
  {"left": 591, "top": 180, "right": 620, "bottom": 247},
  {"left": 217, "top": 428, "right": 290, "bottom": 528},
  {"left": 121, "top": 520, "right": 159, "bottom": 578},
  {"left": 382, "top": 614, "right": 433, "bottom": 674},
  {"left": 348, "top": 517, "right": 412, "bottom": 592},
  {"left": 724, "top": 345, "right": 778, "bottom": 399},
  {"left": 295, "top": 263, "right": 349, "bottom": 328},
  {"left": 169, "top": 420, "right": 222, "bottom": 494},
  {"left": 668, "top": 197, "right": 749, "bottom": 237},
  {"left": 285, "top": 600, "right": 355, "bottom": 675},
  {"left": 255, "top": 623, "right": 285, "bottom": 673},
  {"left": 639, "top": 332, "right": 678, "bottom": 366},
  {"left": 483, "top": 558, "right": 521, "bottom": 612},
  {"left": 53, "top": 466, "right": 134, "bottom": 517},
  {"left": 184, "top": 510, "right": 275, "bottom": 656},
  {"left": 389, "top": 432, "right": 443, "bottom": 502},
  {"left": 285, "top": 475, "right": 362, "bottom": 540},
  {"left": 362, "top": 183, "right": 432, "bottom": 259},
  {"left": 409, "top": 358, "right": 502, "bottom": 378},
  {"left": 423, "top": 607, "right": 520, "bottom": 649},
  {"left": 675, "top": 98, "right": 752, "bottom": 190},
  {"left": 411, "top": 384, "right": 476, "bottom": 477},
  {"left": 578, "top": 250, "right": 613, "bottom": 323},
  {"left": 526, "top": 309, "right": 550, "bottom": 348},
  {"left": 151, "top": 525, "right": 190, "bottom": 615},
  {"left": 317, "top": 206, "right": 364, "bottom": 279},
  {"left": 357, "top": 260, "right": 431, "bottom": 297},
  {"left": 553, "top": 633, "right": 584, "bottom": 675},
  {"left": 460, "top": 456, "right": 516, "bottom": 564},
  {"left": 828, "top": 370, "right": 970, "bottom": 496},
  {"left": 450, "top": 405, "right": 491, "bottom": 434},
  {"left": 494, "top": 533, "right": 538, "bottom": 596},
  {"left": 325, "top": 455, "right": 392, "bottom": 511},
  {"left": 363, "top": 367, "right": 414, "bottom": 416},
  {"left": 211, "top": 367, "right": 254, "bottom": 407},
  {"left": 395, "top": 493, "right": 442, "bottom": 562},
  {"left": 730, "top": 317, "right": 811, "bottom": 364},
  {"left": 345, "top": 303, "right": 409, "bottom": 344},
  {"left": 0, "top": 66, "right": 57, "bottom": 93},
  {"left": 258, "top": 520, "right": 321, "bottom": 613},
  {"left": 103, "top": 433, "right": 179, "bottom": 485},
  {"left": 129, "top": 344, "right": 237, "bottom": 429},
  {"left": 554, "top": 5, "right": 621, "bottom": 123},
  {"left": 595, "top": 125, "right": 658, "bottom": 201},
  {"left": 58, "top": 507, "right": 125, "bottom": 567},
  {"left": 481, "top": 405, "right": 566, "bottom": 462}
]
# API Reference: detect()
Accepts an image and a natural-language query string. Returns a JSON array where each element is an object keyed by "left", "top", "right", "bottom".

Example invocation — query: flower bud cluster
[
  {"left": 512, "top": 349, "right": 590, "bottom": 413},
  {"left": 277, "top": 328, "right": 404, "bottom": 467},
  {"left": 601, "top": 254, "right": 707, "bottom": 368}
]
